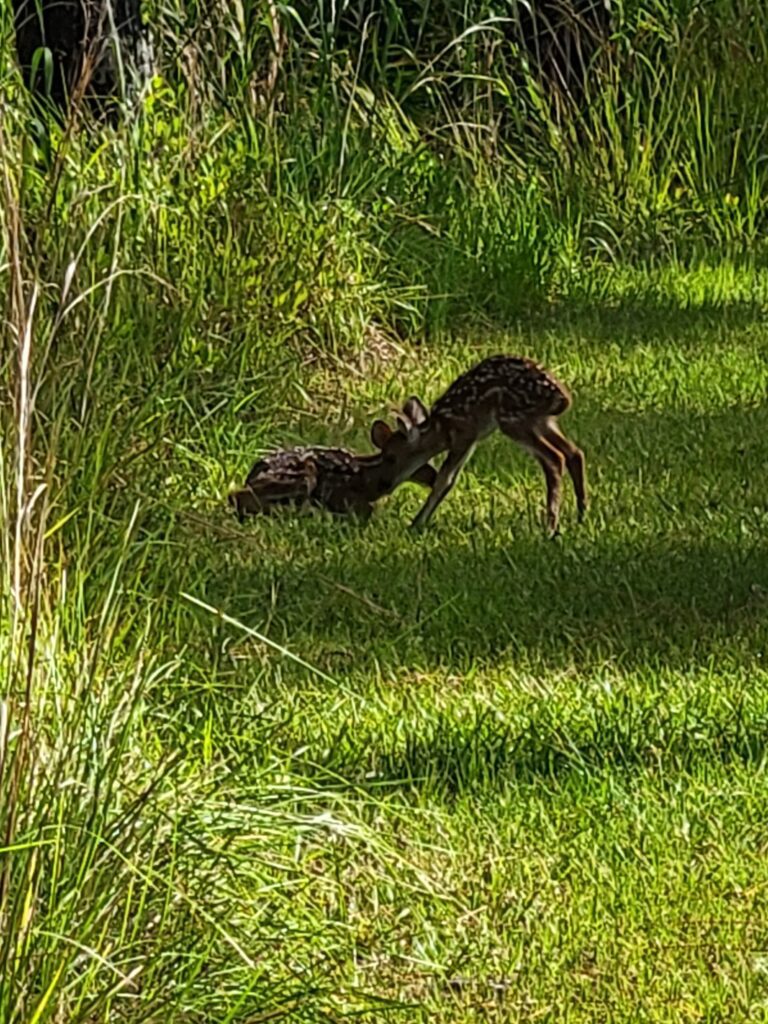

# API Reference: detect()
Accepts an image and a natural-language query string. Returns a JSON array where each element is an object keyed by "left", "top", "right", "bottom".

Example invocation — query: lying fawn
[
  {"left": 229, "top": 436, "right": 437, "bottom": 522},
  {"left": 370, "top": 355, "right": 586, "bottom": 533}
]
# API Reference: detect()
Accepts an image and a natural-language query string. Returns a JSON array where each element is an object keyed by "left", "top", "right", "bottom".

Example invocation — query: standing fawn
[
  {"left": 370, "top": 355, "right": 587, "bottom": 533},
  {"left": 229, "top": 440, "right": 437, "bottom": 522}
]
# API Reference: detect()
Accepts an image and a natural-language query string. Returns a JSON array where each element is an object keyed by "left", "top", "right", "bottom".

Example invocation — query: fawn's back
[{"left": 431, "top": 356, "right": 571, "bottom": 439}]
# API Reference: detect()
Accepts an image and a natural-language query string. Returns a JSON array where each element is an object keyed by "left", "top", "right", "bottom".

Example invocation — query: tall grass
[{"left": 2, "top": 0, "right": 768, "bottom": 1018}]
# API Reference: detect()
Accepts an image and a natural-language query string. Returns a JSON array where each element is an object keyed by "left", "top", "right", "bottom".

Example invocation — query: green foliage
[{"left": 3, "top": 0, "right": 768, "bottom": 1019}]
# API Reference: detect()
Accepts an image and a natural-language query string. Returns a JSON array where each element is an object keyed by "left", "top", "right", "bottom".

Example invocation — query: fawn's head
[{"left": 369, "top": 396, "right": 439, "bottom": 490}]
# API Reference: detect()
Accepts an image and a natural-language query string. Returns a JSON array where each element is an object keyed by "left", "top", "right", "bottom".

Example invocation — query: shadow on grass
[
  {"left": 306, "top": 690, "right": 768, "bottom": 795},
  {"left": 200, "top": 402, "right": 768, "bottom": 680},
  {"left": 523, "top": 295, "right": 768, "bottom": 343},
  {"left": 215, "top": 530, "right": 768, "bottom": 672},
  {"left": 448, "top": 275, "right": 768, "bottom": 344},
  {"left": 136, "top": 397, "right": 768, "bottom": 794}
]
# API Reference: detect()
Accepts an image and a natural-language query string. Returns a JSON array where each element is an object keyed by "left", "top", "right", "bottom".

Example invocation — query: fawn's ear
[
  {"left": 403, "top": 396, "right": 428, "bottom": 427},
  {"left": 395, "top": 414, "right": 420, "bottom": 442},
  {"left": 396, "top": 402, "right": 426, "bottom": 442},
  {"left": 371, "top": 420, "right": 393, "bottom": 449}
]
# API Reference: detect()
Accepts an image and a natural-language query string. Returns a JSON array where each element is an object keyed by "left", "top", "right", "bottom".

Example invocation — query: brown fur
[
  {"left": 229, "top": 439, "right": 437, "bottom": 522},
  {"left": 371, "top": 355, "right": 586, "bottom": 533}
]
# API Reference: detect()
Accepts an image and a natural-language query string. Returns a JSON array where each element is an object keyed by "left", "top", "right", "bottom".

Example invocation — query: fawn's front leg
[{"left": 410, "top": 442, "right": 476, "bottom": 530}]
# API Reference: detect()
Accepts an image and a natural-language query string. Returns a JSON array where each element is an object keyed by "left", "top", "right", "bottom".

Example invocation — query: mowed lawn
[{"left": 145, "top": 300, "right": 768, "bottom": 1020}]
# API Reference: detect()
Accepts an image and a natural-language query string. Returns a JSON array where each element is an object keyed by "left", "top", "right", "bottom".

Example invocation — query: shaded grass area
[
  {"left": 150, "top": 312, "right": 768, "bottom": 1018},
  {"left": 6, "top": 289, "right": 768, "bottom": 1020},
  {"left": 137, "top": 312, "right": 768, "bottom": 1018},
  {"left": 4, "top": 25, "right": 768, "bottom": 1008},
  {"left": 179, "top": 308, "right": 768, "bottom": 675}
]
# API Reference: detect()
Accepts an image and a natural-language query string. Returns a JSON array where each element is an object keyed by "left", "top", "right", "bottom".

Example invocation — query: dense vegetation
[{"left": 2, "top": 1, "right": 768, "bottom": 1019}]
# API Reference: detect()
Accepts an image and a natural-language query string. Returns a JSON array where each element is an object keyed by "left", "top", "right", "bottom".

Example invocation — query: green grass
[
  {"left": 4, "top": 1, "right": 768, "bottom": 1018},
  {"left": 10, "top": 297, "right": 768, "bottom": 1021},
  {"left": 176, "top": 307, "right": 768, "bottom": 1020}
]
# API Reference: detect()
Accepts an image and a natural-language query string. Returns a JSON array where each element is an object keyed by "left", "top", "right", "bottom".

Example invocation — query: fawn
[
  {"left": 370, "top": 355, "right": 586, "bottom": 533},
  {"left": 229, "top": 436, "right": 437, "bottom": 522}
]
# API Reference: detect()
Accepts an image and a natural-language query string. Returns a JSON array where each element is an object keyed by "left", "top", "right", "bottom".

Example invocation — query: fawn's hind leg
[
  {"left": 541, "top": 419, "right": 587, "bottom": 521},
  {"left": 501, "top": 422, "right": 566, "bottom": 535}
]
